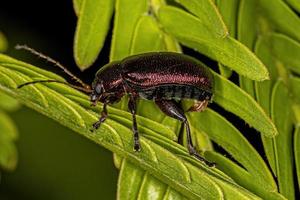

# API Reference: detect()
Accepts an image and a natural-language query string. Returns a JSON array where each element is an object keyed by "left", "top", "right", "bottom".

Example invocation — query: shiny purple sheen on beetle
[
  {"left": 90, "top": 52, "right": 214, "bottom": 166},
  {"left": 90, "top": 52, "right": 213, "bottom": 105},
  {"left": 17, "top": 47, "right": 214, "bottom": 167}
]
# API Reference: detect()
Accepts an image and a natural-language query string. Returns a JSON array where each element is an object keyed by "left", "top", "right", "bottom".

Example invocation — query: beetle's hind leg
[
  {"left": 155, "top": 100, "right": 215, "bottom": 167},
  {"left": 128, "top": 95, "right": 141, "bottom": 151}
]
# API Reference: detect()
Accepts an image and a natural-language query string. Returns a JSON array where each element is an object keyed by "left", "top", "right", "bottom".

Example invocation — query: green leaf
[
  {"left": 0, "top": 55, "right": 65, "bottom": 81},
  {"left": 205, "top": 151, "right": 287, "bottom": 200},
  {"left": 253, "top": 34, "right": 280, "bottom": 175},
  {"left": 130, "top": 16, "right": 165, "bottom": 54},
  {"left": 74, "top": 0, "right": 114, "bottom": 69},
  {"left": 236, "top": 0, "right": 258, "bottom": 97},
  {"left": 294, "top": 126, "right": 300, "bottom": 192},
  {"left": 217, "top": 64, "right": 232, "bottom": 79},
  {"left": 259, "top": 0, "right": 300, "bottom": 42},
  {"left": 237, "top": 0, "right": 258, "bottom": 49},
  {"left": 238, "top": 77, "right": 255, "bottom": 98},
  {"left": 215, "top": 0, "right": 238, "bottom": 37},
  {"left": 162, "top": 33, "right": 182, "bottom": 53},
  {"left": 253, "top": 33, "right": 300, "bottom": 177},
  {"left": 118, "top": 160, "right": 220, "bottom": 200},
  {"left": 0, "top": 32, "right": 8, "bottom": 53},
  {"left": 0, "top": 54, "right": 264, "bottom": 200},
  {"left": 137, "top": 173, "right": 168, "bottom": 200},
  {"left": 158, "top": 6, "right": 269, "bottom": 81},
  {"left": 72, "top": 0, "right": 83, "bottom": 16},
  {"left": 291, "top": 76, "right": 300, "bottom": 103},
  {"left": 163, "top": 187, "right": 188, "bottom": 200},
  {"left": 188, "top": 118, "right": 213, "bottom": 152},
  {"left": 0, "top": 110, "right": 18, "bottom": 171},
  {"left": 212, "top": 71, "right": 278, "bottom": 138},
  {"left": 260, "top": 33, "right": 300, "bottom": 74},
  {"left": 21, "top": 88, "right": 178, "bottom": 142},
  {"left": 237, "top": 0, "right": 300, "bottom": 97},
  {"left": 292, "top": 104, "right": 300, "bottom": 125},
  {"left": 117, "top": 155, "right": 186, "bottom": 200},
  {"left": 0, "top": 92, "right": 20, "bottom": 111},
  {"left": 215, "top": 0, "right": 239, "bottom": 78},
  {"left": 188, "top": 109, "right": 276, "bottom": 192},
  {"left": 254, "top": 34, "right": 279, "bottom": 115},
  {"left": 285, "top": 0, "right": 300, "bottom": 13},
  {"left": 117, "top": 160, "right": 145, "bottom": 200},
  {"left": 113, "top": 153, "right": 123, "bottom": 169},
  {"left": 110, "top": 0, "right": 148, "bottom": 61},
  {"left": 271, "top": 80, "right": 295, "bottom": 200},
  {"left": 175, "top": 0, "right": 228, "bottom": 37},
  {"left": 149, "top": 0, "right": 166, "bottom": 15}
]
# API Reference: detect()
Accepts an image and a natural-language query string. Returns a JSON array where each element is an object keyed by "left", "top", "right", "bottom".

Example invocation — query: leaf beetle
[{"left": 17, "top": 45, "right": 214, "bottom": 166}]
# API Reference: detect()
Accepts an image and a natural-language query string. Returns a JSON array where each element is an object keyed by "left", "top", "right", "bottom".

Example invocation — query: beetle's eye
[
  {"left": 90, "top": 94, "right": 98, "bottom": 102},
  {"left": 95, "top": 84, "right": 102, "bottom": 94}
]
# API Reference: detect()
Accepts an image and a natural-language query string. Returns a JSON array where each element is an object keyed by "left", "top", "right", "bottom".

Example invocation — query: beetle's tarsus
[
  {"left": 91, "top": 103, "right": 108, "bottom": 132},
  {"left": 133, "top": 132, "right": 141, "bottom": 152},
  {"left": 92, "top": 115, "right": 107, "bottom": 129},
  {"left": 92, "top": 121, "right": 101, "bottom": 129},
  {"left": 188, "top": 146, "right": 215, "bottom": 167},
  {"left": 134, "top": 142, "right": 141, "bottom": 152},
  {"left": 193, "top": 154, "right": 215, "bottom": 167}
]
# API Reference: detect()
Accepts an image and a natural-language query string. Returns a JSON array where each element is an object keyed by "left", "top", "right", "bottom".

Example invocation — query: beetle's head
[
  {"left": 90, "top": 80, "right": 123, "bottom": 106},
  {"left": 90, "top": 61, "right": 124, "bottom": 106},
  {"left": 90, "top": 80, "right": 104, "bottom": 106}
]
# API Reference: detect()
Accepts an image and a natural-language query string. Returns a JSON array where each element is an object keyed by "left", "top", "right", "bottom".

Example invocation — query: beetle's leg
[
  {"left": 92, "top": 102, "right": 108, "bottom": 130},
  {"left": 155, "top": 100, "right": 215, "bottom": 167},
  {"left": 128, "top": 95, "right": 141, "bottom": 151}
]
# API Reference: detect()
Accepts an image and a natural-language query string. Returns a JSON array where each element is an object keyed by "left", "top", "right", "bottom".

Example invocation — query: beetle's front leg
[
  {"left": 128, "top": 95, "right": 141, "bottom": 151},
  {"left": 92, "top": 102, "right": 108, "bottom": 130}
]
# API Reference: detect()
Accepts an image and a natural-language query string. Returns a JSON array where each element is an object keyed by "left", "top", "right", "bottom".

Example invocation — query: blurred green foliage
[
  {"left": 0, "top": 107, "right": 117, "bottom": 200},
  {"left": 1, "top": 0, "right": 300, "bottom": 199},
  {"left": 0, "top": 33, "right": 19, "bottom": 174}
]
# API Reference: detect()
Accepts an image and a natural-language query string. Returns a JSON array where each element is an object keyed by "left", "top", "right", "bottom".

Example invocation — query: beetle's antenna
[
  {"left": 18, "top": 80, "right": 93, "bottom": 93},
  {"left": 15, "top": 44, "right": 91, "bottom": 91}
]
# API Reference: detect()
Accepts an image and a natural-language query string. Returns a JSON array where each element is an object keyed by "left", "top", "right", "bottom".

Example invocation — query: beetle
[{"left": 17, "top": 45, "right": 214, "bottom": 166}]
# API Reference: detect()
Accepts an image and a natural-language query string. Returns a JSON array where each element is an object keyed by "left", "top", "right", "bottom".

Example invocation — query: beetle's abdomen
[{"left": 138, "top": 84, "right": 211, "bottom": 101}]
